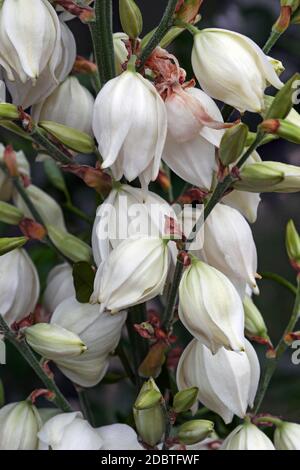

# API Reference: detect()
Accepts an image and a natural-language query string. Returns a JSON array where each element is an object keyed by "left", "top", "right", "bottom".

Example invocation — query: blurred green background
[{"left": 0, "top": 0, "right": 299, "bottom": 429}]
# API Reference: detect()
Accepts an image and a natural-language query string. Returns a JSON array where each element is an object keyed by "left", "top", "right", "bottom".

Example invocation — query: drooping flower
[
  {"left": 49, "top": 297, "right": 126, "bottom": 387},
  {"left": 178, "top": 258, "right": 245, "bottom": 353},
  {"left": 176, "top": 338, "right": 260, "bottom": 423},
  {"left": 0, "top": 401, "right": 41, "bottom": 450},
  {"left": 0, "top": 0, "right": 62, "bottom": 83},
  {"left": 0, "top": 248, "right": 40, "bottom": 325},
  {"left": 221, "top": 422, "right": 275, "bottom": 450},
  {"left": 6, "top": 20, "right": 76, "bottom": 109},
  {"left": 38, "top": 412, "right": 142, "bottom": 450},
  {"left": 43, "top": 263, "right": 75, "bottom": 314},
  {"left": 31, "top": 77, "right": 95, "bottom": 135},
  {"left": 192, "top": 29, "right": 283, "bottom": 113},
  {"left": 274, "top": 422, "right": 300, "bottom": 450},
  {"left": 91, "top": 236, "right": 170, "bottom": 313},
  {"left": 92, "top": 69, "right": 167, "bottom": 187},
  {"left": 92, "top": 184, "right": 177, "bottom": 266}
]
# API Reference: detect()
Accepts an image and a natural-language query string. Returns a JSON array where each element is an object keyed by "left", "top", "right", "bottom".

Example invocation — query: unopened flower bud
[
  {"left": 0, "top": 103, "right": 19, "bottom": 119},
  {"left": 219, "top": 123, "right": 249, "bottom": 167},
  {"left": 173, "top": 387, "right": 199, "bottom": 414},
  {"left": 264, "top": 73, "right": 300, "bottom": 120},
  {"left": 0, "top": 201, "right": 23, "bottom": 225},
  {"left": 133, "top": 378, "right": 166, "bottom": 447},
  {"left": 0, "top": 401, "right": 41, "bottom": 450},
  {"left": 177, "top": 419, "right": 214, "bottom": 445},
  {"left": 274, "top": 421, "right": 300, "bottom": 450},
  {"left": 0, "top": 236, "right": 28, "bottom": 255},
  {"left": 286, "top": 220, "right": 300, "bottom": 271},
  {"left": 134, "top": 389, "right": 162, "bottom": 410},
  {"left": 38, "top": 121, "right": 95, "bottom": 154},
  {"left": 261, "top": 118, "right": 300, "bottom": 145},
  {"left": 234, "top": 161, "right": 300, "bottom": 193},
  {"left": 47, "top": 225, "right": 92, "bottom": 263},
  {"left": 175, "top": 0, "right": 203, "bottom": 23},
  {"left": 243, "top": 295, "right": 270, "bottom": 341},
  {"left": 25, "top": 323, "right": 87, "bottom": 361},
  {"left": 119, "top": 0, "right": 143, "bottom": 39}
]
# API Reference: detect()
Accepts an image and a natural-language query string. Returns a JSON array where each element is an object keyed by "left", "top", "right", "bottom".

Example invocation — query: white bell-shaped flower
[
  {"left": 0, "top": 0, "right": 62, "bottom": 83},
  {"left": 38, "top": 412, "right": 142, "bottom": 450},
  {"left": 176, "top": 338, "right": 260, "bottom": 424},
  {"left": 6, "top": 20, "right": 76, "bottom": 109},
  {"left": 163, "top": 88, "right": 224, "bottom": 189},
  {"left": 92, "top": 69, "right": 167, "bottom": 186},
  {"left": 92, "top": 184, "right": 177, "bottom": 266},
  {"left": 0, "top": 401, "right": 41, "bottom": 450},
  {"left": 0, "top": 144, "right": 30, "bottom": 201},
  {"left": 192, "top": 29, "right": 283, "bottom": 113},
  {"left": 43, "top": 263, "right": 75, "bottom": 314},
  {"left": 31, "top": 77, "right": 95, "bottom": 135},
  {"left": 178, "top": 258, "right": 245, "bottom": 353},
  {"left": 38, "top": 412, "right": 103, "bottom": 450},
  {"left": 274, "top": 422, "right": 300, "bottom": 450},
  {"left": 91, "top": 236, "right": 170, "bottom": 313},
  {"left": 49, "top": 296, "right": 127, "bottom": 387},
  {"left": 13, "top": 184, "right": 67, "bottom": 231},
  {"left": 202, "top": 203, "right": 258, "bottom": 297},
  {"left": 0, "top": 248, "right": 40, "bottom": 325},
  {"left": 221, "top": 422, "right": 275, "bottom": 450}
]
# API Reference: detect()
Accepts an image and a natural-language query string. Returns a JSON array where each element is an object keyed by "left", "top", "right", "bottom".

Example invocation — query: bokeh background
[{"left": 0, "top": 0, "right": 299, "bottom": 432}]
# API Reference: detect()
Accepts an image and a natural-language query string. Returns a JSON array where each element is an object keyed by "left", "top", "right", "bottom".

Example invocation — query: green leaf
[{"left": 72, "top": 261, "right": 95, "bottom": 303}]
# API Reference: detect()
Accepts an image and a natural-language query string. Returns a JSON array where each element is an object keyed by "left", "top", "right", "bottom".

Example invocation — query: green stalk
[
  {"left": 138, "top": 0, "right": 179, "bottom": 68},
  {"left": 0, "top": 315, "right": 72, "bottom": 413},
  {"left": 91, "top": 0, "right": 116, "bottom": 87},
  {"left": 30, "top": 127, "right": 73, "bottom": 165},
  {"left": 261, "top": 272, "right": 297, "bottom": 296},
  {"left": 254, "top": 276, "right": 300, "bottom": 413}
]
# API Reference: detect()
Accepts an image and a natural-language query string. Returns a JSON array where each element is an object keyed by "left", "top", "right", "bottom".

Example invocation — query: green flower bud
[
  {"left": 0, "top": 201, "right": 23, "bottom": 225},
  {"left": 173, "top": 387, "right": 199, "bottom": 414},
  {"left": 261, "top": 118, "right": 300, "bottom": 145},
  {"left": 38, "top": 121, "right": 95, "bottom": 154},
  {"left": 133, "top": 378, "right": 165, "bottom": 447},
  {"left": 0, "top": 103, "right": 19, "bottom": 120},
  {"left": 264, "top": 73, "right": 300, "bottom": 120},
  {"left": 219, "top": 123, "right": 249, "bottom": 166},
  {"left": 47, "top": 225, "right": 92, "bottom": 263},
  {"left": 234, "top": 161, "right": 300, "bottom": 193},
  {"left": 0, "top": 236, "right": 28, "bottom": 256},
  {"left": 286, "top": 220, "right": 300, "bottom": 270},
  {"left": 119, "top": 0, "right": 143, "bottom": 39},
  {"left": 178, "top": 419, "right": 214, "bottom": 445},
  {"left": 135, "top": 389, "right": 162, "bottom": 410},
  {"left": 25, "top": 323, "right": 87, "bottom": 361},
  {"left": 243, "top": 295, "right": 269, "bottom": 340}
]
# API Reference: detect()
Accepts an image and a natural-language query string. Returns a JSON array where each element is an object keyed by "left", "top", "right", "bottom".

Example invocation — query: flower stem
[
  {"left": 30, "top": 126, "right": 73, "bottom": 165},
  {"left": 63, "top": 202, "right": 94, "bottom": 225},
  {"left": 261, "top": 272, "right": 297, "bottom": 296},
  {"left": 253, "top": 276, "right": 300, "bottom": 414},
  {"left": 90, "top": 0, "right": 115, "bottom": 87},
  {"left": 0, "top": 315, "right": 72, "bottom": 412},
  {"left": 115, "top": 341, "right": 136, "bottom": 386},
  {"left": 76, "top": 386, "right": 95, "bottom": 426},
  {"left": 138, "top": 0, "right": 179, "bottom": 68},
  {"left": 254, "top": 415, "right": 283, "bottom": 427},
  {"left": 126, "top": 304, "right": 148, "bottom": 391}
]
